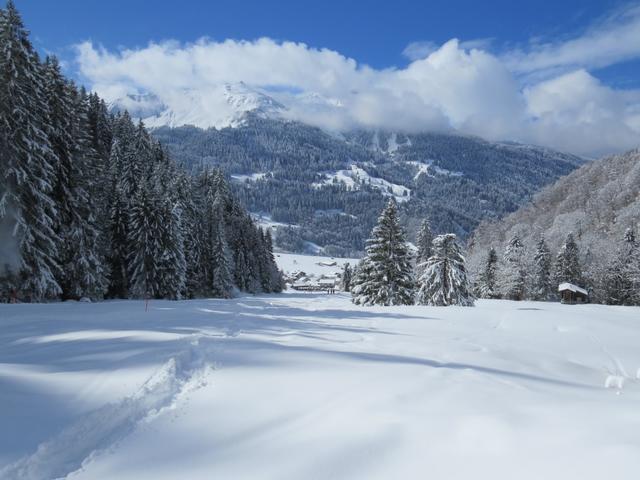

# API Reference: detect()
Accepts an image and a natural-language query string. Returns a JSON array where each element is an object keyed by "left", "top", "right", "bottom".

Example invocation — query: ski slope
[{"left": 1, "top": 294, "right": 640, "bottom": 479}]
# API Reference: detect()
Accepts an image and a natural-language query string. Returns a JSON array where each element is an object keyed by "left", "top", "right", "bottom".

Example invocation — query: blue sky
[
  {"left": 14, "top": 0, "right": 640, "bottom": 156},
  {"left": 18, "top": 0, "right": 634, "bottom": 84}
]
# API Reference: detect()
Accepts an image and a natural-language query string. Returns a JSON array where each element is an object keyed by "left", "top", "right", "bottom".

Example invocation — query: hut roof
[{"left": 558, "top": 282, "right": 588, "bottom": 296}]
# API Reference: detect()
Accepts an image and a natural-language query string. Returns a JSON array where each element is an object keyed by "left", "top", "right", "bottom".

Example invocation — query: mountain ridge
[{"left": 152, "top": 115, "right": 585, "bottom": 255}]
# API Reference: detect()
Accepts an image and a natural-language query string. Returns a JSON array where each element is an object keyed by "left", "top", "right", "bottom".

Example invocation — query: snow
[
  {"left": 558, "top": 282, "right": 589, "bottom": 296},
  {"left": 274, "top": 252, "right": 358, "bottom": 276},
  {"left": 406, "top": 160, "right": 464, "bottom": 179},
  {"left": 230, "top": 173, "right": 268, "bottom": 183},
  {"left": 127, "top": 82, "right": 286, "bottom": 130},
  {"left": 2, "top": 296, "right": 640, "bottom": 479},
  {"left": 250, "top": 212, "right": 296, "bottom": 231},
  {"left": 314, "top": 165, "right": 411, "bottom": 203},
  {"left": 387, "top": 132, "right": 399, "bottom": 154}
]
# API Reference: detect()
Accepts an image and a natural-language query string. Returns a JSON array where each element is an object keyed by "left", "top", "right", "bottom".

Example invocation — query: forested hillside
[
  {"left": 468, "top": 148, "right": 640, "bottom": 304},
  {"left": 154, "top": 120, "right": 584, "bottom": 256},
  {"left": 0, "top": 1, "right": 282, "bottom": 302}
]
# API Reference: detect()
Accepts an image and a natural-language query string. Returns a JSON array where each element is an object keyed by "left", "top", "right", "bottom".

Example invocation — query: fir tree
[
  {"left": 500, "top": 235, "right": 527, "bottom": 300},
  {"left": 351, "top": 200, "right": 414, "bottom": 306},
  {"left": 477, "top": 247, "right": 499, "bottom": 299},
  {"left": 531, "top": 236, "right": 553, "bottom": 300},
  {"left": 416, "top": 234, "right": 474, "bottom": 306}
]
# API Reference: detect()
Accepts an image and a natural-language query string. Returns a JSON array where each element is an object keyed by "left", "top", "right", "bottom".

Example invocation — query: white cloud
[
  {"left": 75, "top": 8, "right": 640, "bottom": 157},
  {"left": 504, "top": 4, "right": 640, "bottom": 75},
  {"left": 525, "top": 70, "right": 640, "bottom": 157},
  {"left": 402, "top": 41, "right": 439, "bottom": 61}
]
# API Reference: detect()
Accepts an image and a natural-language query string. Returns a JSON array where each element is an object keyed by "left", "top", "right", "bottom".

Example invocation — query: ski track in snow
[
  {"left": 1, "top": 335, "right": 217, "bottom": 480},
  {"left": 2, "top": 290, "right": 640, "bottom": 480}
]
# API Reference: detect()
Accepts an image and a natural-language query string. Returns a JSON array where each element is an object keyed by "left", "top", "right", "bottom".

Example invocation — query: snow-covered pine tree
[
  {"left": 531, "top": 236, "right": 553, "bottom": 300},
  {"left": 415, "top": 219, "right": 433, "bottom": 267},
  {"left": 554, "top": 232, "right": 582, "bottom": 286},
  {"left": 151, "top": 145, "right": 186, "bottom": 299},
  {"left": 260, "top": 228, "right": 283, "bottom": 293},
  {"left": 476, "top": 247, "right": 498, "bottom": 299},
  {"left": 341, "top": 262, "right": 353, "bottom": 292},
  {"left": 500, "top": 235, "right": 527, "bottom": 300},
  {"left": 210, "top": 206, "right": 233, "bottom": 298},
  {"left": 416, "top": 234, "right": 474, "bottom": 306},
  {"left": 86, "top": 92, "right": 113, "bottom": 165},
  {"left": 174, "top": 171, "right": 204, "bottom": 298},
  {"left": 604, "top": 228, "right": 640, "bottom": 305},
  {"left": 351, "top": 200, "right": 414, "bottom": 306},
  {"left": 62, "top": 86, "right": 107, "bottom": 299},
  {"left": 127, "top": 178, "right": 161, "bottom": 298},
  {"left": 112, "top": 112, "right": 139, "bottom": 199},
  {"left": 234, "top": 250, "right": 249, "bottom": 292},
  {"left": 351, "top": 257, "right": 375, "bottom": 304},
  {"left": 0, "top": 1, "right": 61, "bottom": 300},
  {"left": 105, "top": 141, "right": 130, "bottom": 298},
  {"left": 44, "top": 62, "right": 106, "bottom": 300},
  {"left": 624, "top": 228, "right": 640, "bottom": 305}
]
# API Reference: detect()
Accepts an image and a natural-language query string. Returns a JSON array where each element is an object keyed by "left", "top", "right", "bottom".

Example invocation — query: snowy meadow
[{"left": 2, "top": 292, "right": 640, "bottom": 479}]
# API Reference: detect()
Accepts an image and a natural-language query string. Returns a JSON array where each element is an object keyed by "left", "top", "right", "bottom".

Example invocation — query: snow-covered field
[
  {"left": 275, "top": 252, "right": 359, "bottom": 276},
  {"left": 2, "top": 293, "right": 640, "bottom": 480},
  {"left": 313, "top": 164, "right": 411, "bottom": 203}
]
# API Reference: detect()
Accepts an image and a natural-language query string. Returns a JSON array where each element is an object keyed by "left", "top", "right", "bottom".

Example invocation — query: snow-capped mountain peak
[{"left": 109, "top": 82, "right": 287, "bottom": 129}]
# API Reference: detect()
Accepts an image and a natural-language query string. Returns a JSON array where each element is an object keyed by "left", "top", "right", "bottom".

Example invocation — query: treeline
[
  {"left": 473, "top": 230, "right": 640, "bottom": 305},
  {"left": 0, "top": 1, "right": 282, "bottom": 302}
]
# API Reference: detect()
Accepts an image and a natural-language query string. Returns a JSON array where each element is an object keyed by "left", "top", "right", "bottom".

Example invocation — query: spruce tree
[
  {"left": 0, "top": 1, "right": 61, "bottom": 300},
  {"left": 261, "top": 228, "right": 283, "bottom": 293},
  {"left": 500, "top": 235, "right": 527, "bottom": 300},
  {"left": 416, "top": 234, "right": 474, "bottom": 306},
  {"left": 342, "top": 262, "right": 353, "bottom": 292},
  {"left": 604, "top": 228, "right": 640, "bottom": 305},
  {"left": 175, "top": 171, "right": 203, "bottom": 297},
  {"left": 127, "top": 179, "right": 160, "bottom": 298},
  {"left": 210, "top": 213, "right": 233, "bottom": 298},
  {"left": 105, "top": 142, "right": 130, "bottom": 298},
  {"left": 532, "top": 236, "right": 553, "bottom": 300},
  {"left": 56, "top": 82, "right": 106, "bottom": 299},
  {"left": 477, "top": 247, "right": 498, "bottom": 299},
  {"left": 156, "top": 198, "right": 186, "bottom": 300},
  {"left": 624, "top": 228, "right": 640, "bottom": 305},
  {"left": 415, "top": 219, "right": 433, "bottom": 267},
  {"left": 554, "top": 232, "right": 582, "bottom": 286},
  {"left": 351, "top": 200, "right": 414, "bottom": 306}
]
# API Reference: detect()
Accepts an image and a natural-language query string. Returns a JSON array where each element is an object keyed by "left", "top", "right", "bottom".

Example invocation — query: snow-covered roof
[
  {"left": 318, "top": 279, "right": 336, "bottom": 286},
  {"left": 558, "top": 283, "right": 588, "bottom": 296}
]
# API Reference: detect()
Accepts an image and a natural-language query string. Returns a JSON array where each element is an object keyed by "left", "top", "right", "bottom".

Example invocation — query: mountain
[
  {"left": 152, "top": 115, "right": 585, "bottom": 256},
  {"left": 111, "top": 84, "right": 585, "bottom": 255},
  {"left": 110, "top": 82, "right": 286, "bottom": 129},
  {"left": 467, "top": 148, "right": 640, "bottom": 297}
]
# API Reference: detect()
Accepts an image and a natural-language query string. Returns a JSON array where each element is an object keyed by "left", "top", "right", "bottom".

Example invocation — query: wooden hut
[{"left": 558, "top": 282, "right": 589, "bottom": 304}]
